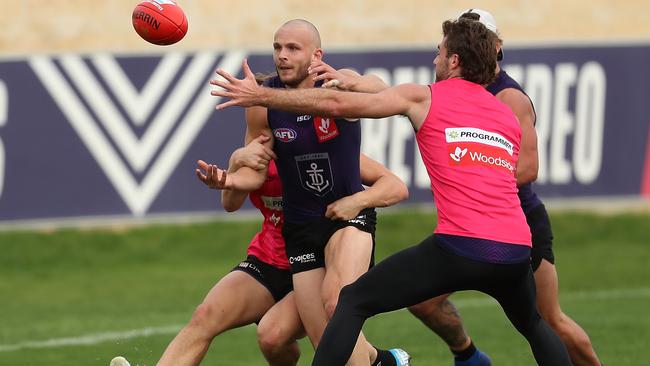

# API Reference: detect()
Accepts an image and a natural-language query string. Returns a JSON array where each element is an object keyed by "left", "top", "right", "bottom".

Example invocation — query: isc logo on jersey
[{"left": 274, "top": 128, "right": 297, "bottom": 142}]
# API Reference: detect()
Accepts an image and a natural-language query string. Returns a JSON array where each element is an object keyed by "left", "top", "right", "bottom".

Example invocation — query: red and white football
[{"left": 132, "top": 0, "right": 188, "bottom": 45}]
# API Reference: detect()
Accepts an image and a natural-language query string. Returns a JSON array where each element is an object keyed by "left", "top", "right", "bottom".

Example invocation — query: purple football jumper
[
  {"left": 265, "top": 76, "right": 365, "bottom": 224},
  {"left": 487, "top": 70, "right": 543, "bottom": 214}
]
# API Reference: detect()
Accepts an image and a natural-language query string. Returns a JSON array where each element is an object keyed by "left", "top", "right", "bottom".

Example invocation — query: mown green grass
[{"left": 1, "top": 209, "right": 648, "bottom": 365}]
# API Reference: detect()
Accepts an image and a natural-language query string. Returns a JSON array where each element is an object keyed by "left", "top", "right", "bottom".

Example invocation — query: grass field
[{"left": 1, "top": 209, "right": 649, "bottom": 366}]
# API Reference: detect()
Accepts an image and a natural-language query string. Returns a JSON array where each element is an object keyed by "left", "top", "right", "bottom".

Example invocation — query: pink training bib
[{"left": 416, "top": 78, "right": 531, "bottom": 246}]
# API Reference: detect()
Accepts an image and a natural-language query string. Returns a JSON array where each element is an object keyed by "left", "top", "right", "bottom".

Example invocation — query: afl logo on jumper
[
  {"left": 314, "top": 117, "right": 339, "bottom": 142},
  {"left": 273, "top": 128, "right": 297, "bottom": 142},
  {"left": 295, "top": 153, "right": 334, "bottom": 196}
]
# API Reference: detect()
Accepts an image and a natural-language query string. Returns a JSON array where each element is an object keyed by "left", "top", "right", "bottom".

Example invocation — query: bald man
[{"left": 242, "top": 19, "right": 411, "bottom": 366}]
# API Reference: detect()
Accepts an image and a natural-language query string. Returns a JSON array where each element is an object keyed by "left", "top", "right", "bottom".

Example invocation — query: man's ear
[
  {"left": 313, "top": 48, "right": 324, "bottom": 61},
  {"left": 449, "top": 53, "right": 460, "bottom": 69}
]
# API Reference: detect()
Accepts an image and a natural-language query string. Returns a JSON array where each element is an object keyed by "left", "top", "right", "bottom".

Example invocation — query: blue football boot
[
  {"left": 454, "top": 349, "right": 491, "bottom": 366},
  {"left": 389, "top": 348, "right": 411, "bottom": 366}
]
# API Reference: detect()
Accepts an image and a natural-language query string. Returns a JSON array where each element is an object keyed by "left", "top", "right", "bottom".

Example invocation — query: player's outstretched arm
[
  {"left": 230, "top": 135, "right": 277, "bottom": 171},
  {"left": 196, "top": 123, "right": 273, "bottom": 212},
  {"left": 220, "top": 133, "right": 276, "bottom": 211},
  {"left": 325, "top": 154, "right": 409, "bottom": 220},
  {"left": 219, "top": 108, "right": 274, "bottom": 212},
  {"left": 211, "top": 60, "right": 428, "bottom": 124},
  {"left": 309, "top": 60, "right": 389, "bottom": 93},
  {"left": 195, "top": 156, "right": 265, "bottom": 212}
]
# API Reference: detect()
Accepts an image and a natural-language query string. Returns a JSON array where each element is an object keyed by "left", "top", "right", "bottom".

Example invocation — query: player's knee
[
  {"left": 334, "top": 283, "right": 364, "bottom": 313},
  {"left": 323, "top": 294, "right": 339, "bottom": 319},
  {"left": 323, "top": 284, "right": 348, "bottom": 318},
  {"left": 187, "top": 302, "right": 224, "bottom": 336},
  {"left": 574, "top": 332, "right": 594, "bottom": 350},
  {"left": 515, "top": 311, "right": 546, "bottom": 337},
  {"left": 257, "top": 322, "right": 289, "bottom": 355},
  {"left": 188, "top": 303, "right": 211, "bottom": 326},
  {"left": 328, "top": 282, "right": 377, "bottom": 319},
  {"left": 546, "top": 313, "right": 575, "bottom": 339}
]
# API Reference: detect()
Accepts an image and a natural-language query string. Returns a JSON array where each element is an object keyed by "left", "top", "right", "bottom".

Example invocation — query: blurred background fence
[{"left": 0, "top": 0, "right": 649, "bottom": 226}]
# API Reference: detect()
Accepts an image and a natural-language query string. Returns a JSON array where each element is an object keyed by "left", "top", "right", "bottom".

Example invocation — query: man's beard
[
  {"left": 277, "top": 65, "right": 309, "bottom": 87},
  {"left": 434, "top": 67, "right": 450, "bottom": 83}
]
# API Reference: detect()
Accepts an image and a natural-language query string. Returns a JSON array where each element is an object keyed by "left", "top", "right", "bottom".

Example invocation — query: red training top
[{"left": 247, "top": 160, "right": 290, "bottom": 269}]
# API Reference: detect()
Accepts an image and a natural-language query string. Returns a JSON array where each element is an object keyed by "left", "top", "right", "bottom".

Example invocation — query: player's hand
[
  {"left": 211, "top": 59, "right": 262, "bottom": 109},
  {"left": 309, "top": 60, "right": 359, "bottom": 91},
  {"left": 195, "top": 160, "right": 229, "bottom": 190},
  {"left": 325, "top": 195, "right": 363, "bottom": 220},
  {"left": 232, "top": 135, "right": 277, "bottom": 171}
]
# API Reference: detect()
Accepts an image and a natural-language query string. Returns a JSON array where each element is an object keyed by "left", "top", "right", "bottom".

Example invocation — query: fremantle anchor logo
[
  {"left": 306, "top": 162, "right": 330, "bottom": 192},
  {"left": 295, "top": 153, "right": 333, "bottom": 196},
  {"left": 29, "top": 51, "right": 246, "bottom": 216}
]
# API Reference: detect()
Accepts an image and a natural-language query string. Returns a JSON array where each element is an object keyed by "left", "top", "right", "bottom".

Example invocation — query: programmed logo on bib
[
  {"left": 445, "top": 127, "right": 516, "bottom": 173},
  {"left": 295, "top": 153, "right": 333, "bottom": 196},
  {"left": 261, "top": 195, "right": 283, "bottom": 211}
]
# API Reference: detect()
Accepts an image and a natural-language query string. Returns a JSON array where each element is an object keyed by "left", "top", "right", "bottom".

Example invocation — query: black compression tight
[{"left": 311, "top": 234, "right": 572, "bottom": 366}]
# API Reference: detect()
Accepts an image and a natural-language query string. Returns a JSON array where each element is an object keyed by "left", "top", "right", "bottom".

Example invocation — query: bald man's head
[
  {"left": 276, "top": 19, "right": 322, "bottom": 48},
  {"left": 272, "top": 19, "right": 323, "bottom": 88}
]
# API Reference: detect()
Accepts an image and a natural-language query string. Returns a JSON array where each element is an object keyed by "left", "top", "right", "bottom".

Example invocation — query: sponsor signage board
[{"left": 0, "top": 45, "right": 648, "bottom": 222}]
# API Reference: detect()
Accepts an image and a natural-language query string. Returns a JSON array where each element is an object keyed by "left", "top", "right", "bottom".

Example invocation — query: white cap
[
  {"left": 458, "top": 8, "right": 499, "bottom": 34},
  {"left": 458, "top": 8, "right": 503, "bottom": 60}
]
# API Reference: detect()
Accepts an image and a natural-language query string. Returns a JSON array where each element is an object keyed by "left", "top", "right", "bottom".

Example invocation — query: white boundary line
[
  {"left": 1, "top": 287, "right": 648, "bottom": 353},
  {"left": 0, "top": 325, "right": 183, "bottom": 353}
]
